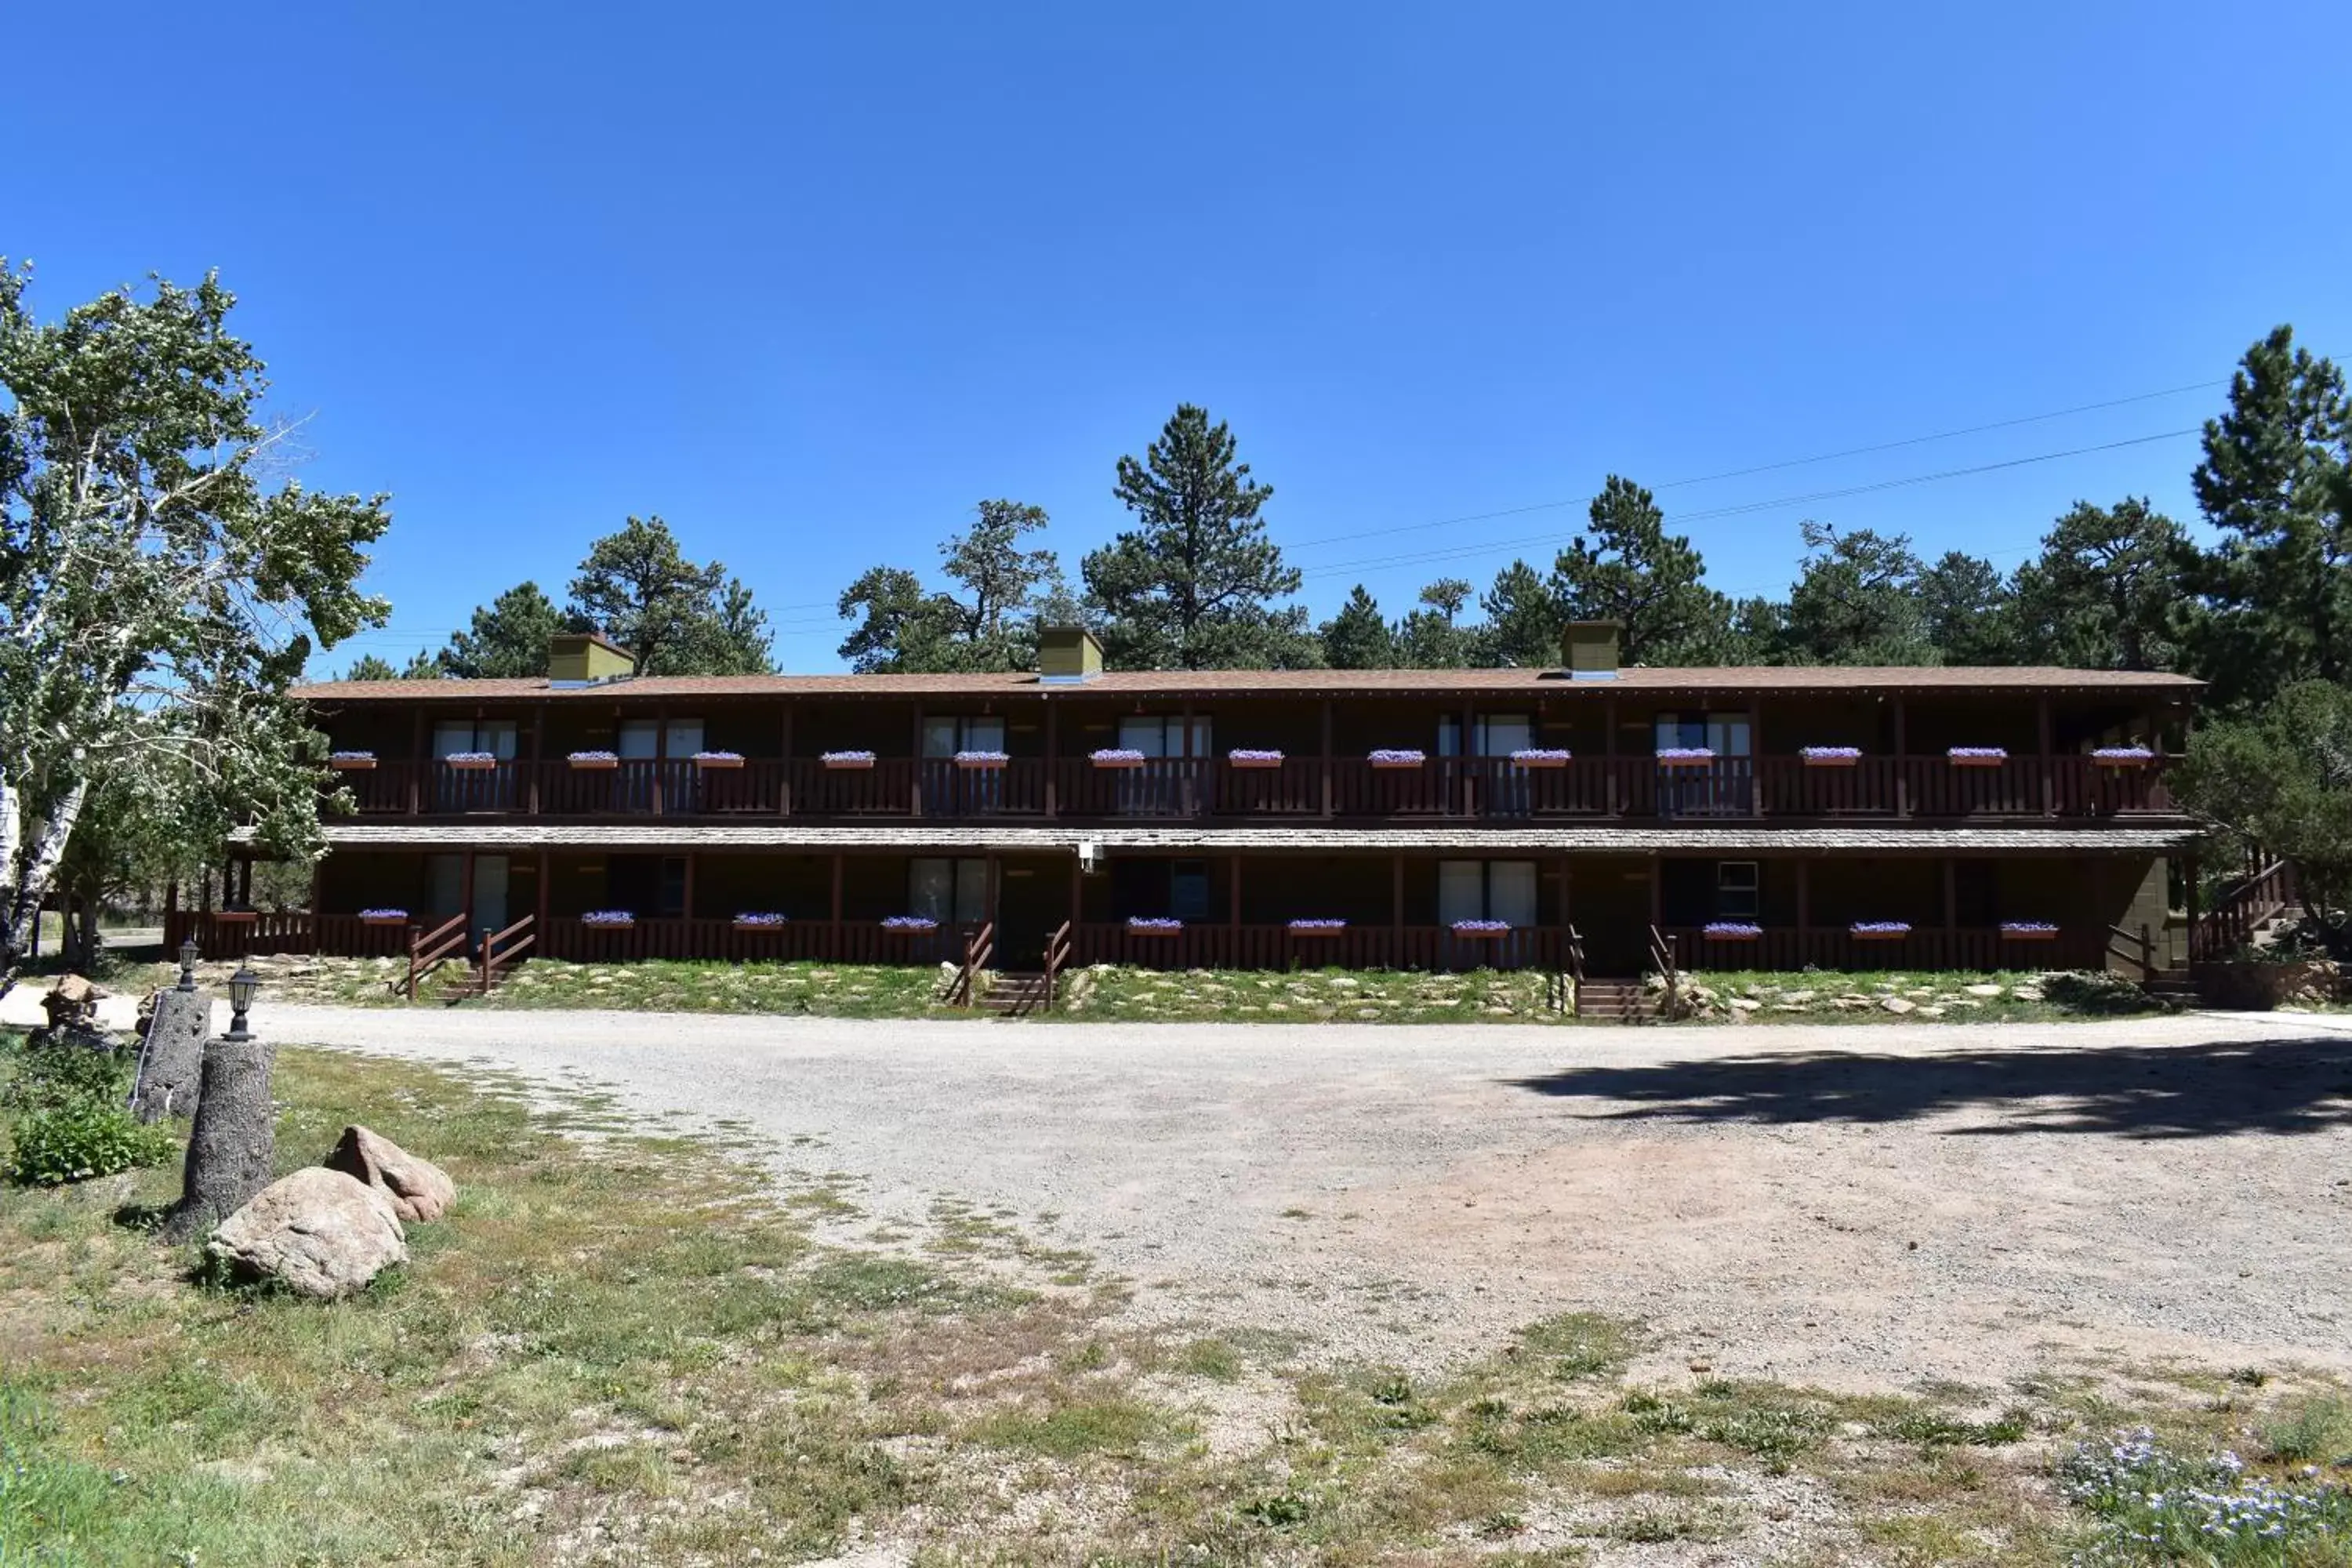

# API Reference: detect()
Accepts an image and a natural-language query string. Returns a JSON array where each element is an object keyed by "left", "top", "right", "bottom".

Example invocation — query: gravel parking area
[{"left": 278, "top": 1004, "right": 2352, "bottom": 1392}]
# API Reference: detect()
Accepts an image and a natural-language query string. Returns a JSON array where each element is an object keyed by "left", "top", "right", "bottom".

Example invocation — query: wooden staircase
[
  {"left": 1573, "top": 977, "right": 1653, "bottom": 1022},
  {"left": 982, "top": 972, "right": 1052, "bottom": 1016}
]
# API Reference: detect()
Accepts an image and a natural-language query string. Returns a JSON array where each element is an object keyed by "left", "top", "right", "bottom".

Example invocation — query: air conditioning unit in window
[{"left": 1078, "top": 840, "right": 1105, "bottom": 875}]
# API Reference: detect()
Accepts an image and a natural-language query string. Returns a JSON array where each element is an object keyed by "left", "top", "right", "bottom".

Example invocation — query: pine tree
[
  {"left": 567, "top": 516, "right": 773, "bottom": 676},
  {"left": 2183, "top": 326, "right": 2352, "bottom": 708},
  {"left": 439, "top": 581, "right": 569, "bottom": 677},
  {"left": 344, "top": 654, "right": 401, "bottom": 681},
  {"left": 1780, "top": 522, "right": 1939, "bottom": 666},
  {"left": 1917, "top": 551, "right": 2023, "bottom": 666},
  {"left": 1476, "top": 561, "right": 1560, "bottom": 667},
  {"left": 1319, "top": 585, "right": 1396, "bottom": 669},
  {"left": 1082, "top": 405, "right": 1314, "bottom": 669},
  {"left": 1396, "top": 579, "right": 1476, "bottom": 668},
  {"left": 1549, "top": 477, "right": 1738, "bottom": 665},
  {"left": 835, "top": 500, "right": 1068, "bottom": 673},
  {"left": 2013, "top": 499, "right": 2186, "bottom": 670}
]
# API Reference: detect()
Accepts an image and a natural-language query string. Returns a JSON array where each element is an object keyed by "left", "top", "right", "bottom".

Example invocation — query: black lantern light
[
  {"left": 225, "top": 959, "right": 260, "bottom": 1043},
  {"left": 177, "top": 935, "right": 201, "bottom": 992}
]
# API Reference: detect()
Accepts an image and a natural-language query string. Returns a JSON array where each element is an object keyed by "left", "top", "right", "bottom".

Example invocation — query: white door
[
  {"left": 617, "top": 721, "right": 659, "bottom": 760},
  {"left": 1479, "top": 715, "right": 1534, "bottom": 756}
]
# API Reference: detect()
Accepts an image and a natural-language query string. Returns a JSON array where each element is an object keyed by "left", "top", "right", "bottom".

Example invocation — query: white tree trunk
[{"left": 1, "top": 780, "right": 89, "bottom": 989}]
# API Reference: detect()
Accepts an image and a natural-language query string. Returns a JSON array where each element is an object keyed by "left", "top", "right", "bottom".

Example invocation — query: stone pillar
[{"left": 161, "top": 1037, "right": 276, "bottom": 1243}]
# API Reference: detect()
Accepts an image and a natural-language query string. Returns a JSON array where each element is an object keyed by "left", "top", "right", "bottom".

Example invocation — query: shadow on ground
[{"left": 1508, "top": 1034, "right": 2352, "bottom": 1138}]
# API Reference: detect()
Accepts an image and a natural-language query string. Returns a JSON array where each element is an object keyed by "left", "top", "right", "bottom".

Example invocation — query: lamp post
[
  {"left": 224, "top": 960, "right": 260, "bottom": 1043},
  {"left": 177, "top": 935, "right": 200, "bottom": 993}
]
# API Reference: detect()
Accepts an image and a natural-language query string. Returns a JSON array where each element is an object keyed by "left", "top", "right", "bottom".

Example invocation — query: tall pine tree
[
  {"left": 1318, "top": 585, "right": 1396, "bottom": 669},
  {"left": 1083, "top": 405, "right": 1315, "bottom": 669},
  {"left": 1548, "top": 477, "right": 1738, "bottom": 665},
  {"left": 2013, "top": 499, "right": 2186, "bottom": 670}
]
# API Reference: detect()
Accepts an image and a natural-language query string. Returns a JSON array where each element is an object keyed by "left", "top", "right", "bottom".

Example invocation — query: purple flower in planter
[
  {"left": 1655, "top": 746, "right": 1715, "bottom": 760},
  {"left": 1510, "top": 748, "right": 1572, "bottom": 764},
  {"left": 880, "top": 915, "right": 938, "bottom": 931},
  {"left": 2091, "top": 746, "right": 2154, "bottom": 761},
  {"left": 1287, "top": 918, "right": 1348, "bottom": 931},
  {"left": 733, "top": 912, "right": 788, "bottom": 927},
  {"left": 1451, "top": 918, "right": 1512, "bottom": 933},
  {"left": 1849, "top": 920, "right": 1911, "bottom": 935},
  {"left": 822, "top": 750, "right": 876, "bottom": 763},
  {"left": 444, "top": 750, "right": 497, "bottom": 764},
  {"left": 1800, "top": 746, "right": 1861, "bottom": 760},
  {"left": 329, "top": 750, "right": 376, "bottom": 762},
  {"left": 953, "top": 750, "right": 1009, "bottom": 764},
  {"left": 1091, "top": 747, "right": 1145, "bottom": 763},
  {"left": 581, "top": 910, "right": 636, "bottom": 927},
  {"left": 1229, "top": 748, "right": 1286, "bottom": 764},
  {"left": 357, "top": 908, "right": 408, "bottom": 920},
  {"left": 1369, "top": 748, "right": 1425, "bottom": 764},
  {"left": 1127, "top": 916, "right": 1183, "bottom": 933},
  {"left": 1703, "top": 921, "right": 1763, "bottom": 938},
  {"left": 569, "top": 749, "right": 619, "bottom": 761},
  {"left": 2000, "top": 920, "right": 2059, "bottom": 935},
  {"left": 1947, "top": 746, "right": 2008, "bottom": 760},
  {"left": 693, "top": 750, "right": 743, "bottom": 761}
]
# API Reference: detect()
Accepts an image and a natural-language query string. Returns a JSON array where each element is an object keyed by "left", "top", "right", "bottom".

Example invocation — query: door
[
  {"left": 433, "top": 719, "right": 518, "bottom": 810},
  {"left": 923, "top": 716, "right": 1007, "bottom": 814},
  {"left": 474, "top": 856, "right": 510, "bottom": 938},
  {"left": 993, "top": 856, "right": 1065, "bottom": 966},
  {"left": 1656, "top": 713, "right": 1751, "bottom": 817},
  {"left": 619, "top": 718, "right": 703, "bottom": 811},
  {"left": 1114, "top": 716, "right": 1210, "bottom": 815}
]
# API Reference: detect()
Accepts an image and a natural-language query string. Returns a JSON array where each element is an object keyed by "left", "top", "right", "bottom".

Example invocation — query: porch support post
[
  {"left": 1391, "top": 853, "right": 1403, "bottom": 934},
  {"left": 1182, "top": 699, "right": 1196, "bottom": 817},
  {"left": 2038, "top": 693, "right": 2054, "bottom": 817},
  {"left": 652, "top": 706, "right": 669, "bottom": 817},
  {"left": 1648, "top": 855, "right": 1662, "bottom": 928},
  {"left": 536, "top": 850, "right": 550, "bottom": 935},
  {"left": 1942, "top": 856, "right": 1957, "bottom": 933},
  {"left": 461, "top": 850, "right": 477, "bottom": 946},
  {"left": 1795, "top": 856, "right": 1810, "bottom": 934},
  {"left": 910, "top": 702, "right": 924, "bottom": 818},
  {"left": 829, "top": 853, "right": 844, "bottom": 949},
  {"left": 683, "top": 851, "right": 697, "bottom": 922},
  {"left": 1893, "top": 697, "right": 1909, "bottom": 818},
  {"left": 1604, "top": 695, "right": 1621, "bottom": 815},
  {"left": 1229, "top": 855, "right": 1241, "bottom": 929},
  {"left": 1461, "top": 699, "right": 1476, "bottom": 818},
  {"left": 529, "top": 702, "right": 546, "bottom": 815},
  {"left": 1319, "top": 699, "right": 1334, "bottom": 819},
  {"left": 1069, "top": 850, "right": 1082, "bottom": 927},
  {"left": 780, "top": 700, "right": 794, "bottom": 818},
  {"left": 408, "top": 709, "right": 425, "bottom": 815},
  {"left": 1044, "top": 698, "right": 1058, "bottom": 819},
  {"left": 1748, "top": 694, "right": 1763, "bottom": 816}
]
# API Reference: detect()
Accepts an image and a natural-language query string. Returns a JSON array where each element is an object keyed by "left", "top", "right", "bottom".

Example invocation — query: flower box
[
  {"left": 445, "top": 752, "right": 500, "bottom": 771},
  {"left": 2091, "top": 747, "right": 2154, "bottom": 769},
  {"left": 822, "top": 751, "right": 877, "bottom": 771},
  {"left": 569, "top": 750, "right": 620, "bottom": 771},
  {"left": 1947, "top": 748, "right": 2008, "bottom": 768},
  {"left": 1369, "top": 750, "right": 1425, "bottom": 771},
  {"left": 1229, "top": 750, "right": 1286, "bottom": 770},
  {"left": 880, "top": 916, "right": 938, "bottom": 933},
  {"left": 1287, "top": 920, "right": 1348, "bottom": 936},
  {"left": 1701, "top": 923, "right": 1763, "bottom": 942},
  {"left": 2000, "top": 922, "right": 2060, "bottom": 941},
  {"left": 213, "top": 909, "right": 260, "bottom": 924},
  {"left": 1800, "top": 746, "right": 1861, "bottom": 768},
  {"left": 732, "top": 913, "right": 788, "bottom": 931},
  {"left": 1126, "top": 918, "right": 1183, "bottom": 936},
  {"left": 581, "top": 912, "right": 636, "bottom": 930},
  {"left": 1091, "top": 749, "right": 1148, "bottom": 770},
  {"left": 1510, "top": 749, "right": 1572, "bottom": 768},
  {"left": 328, "top": 752, "right": 377, "bottom": 771},
  {"left": 1450, "top": 920, "right": 1512, "bottom": 938},
  {"left": 954, "top": 751, "right": 1009, "bottom": 771},
  {"left": 1849, "top": 922, "right": 1911, "bottom": 941},
  {"left": 694, "top": 751, "right": 746, "bottom": 771},
  {"left": 358, "top": 909, "right": 410, "bottom": 927},
  {"left": 1655, "top": 748, "right": 1716, "bottom": 768}
]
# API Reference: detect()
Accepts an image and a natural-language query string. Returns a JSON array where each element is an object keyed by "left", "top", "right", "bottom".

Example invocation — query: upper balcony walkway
[{"left": 332, "top": 752, "right": 2179, "bottom": 826}]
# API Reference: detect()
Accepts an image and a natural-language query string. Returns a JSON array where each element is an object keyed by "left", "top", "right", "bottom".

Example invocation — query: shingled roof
[{"left": 292, "top": 665, "right": 2205, "bottom": 702}]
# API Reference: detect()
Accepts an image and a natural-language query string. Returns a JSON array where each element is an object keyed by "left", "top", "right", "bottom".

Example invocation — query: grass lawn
[{"left": 5, "top": 1029, "right": 2350, "bottom": 1564}]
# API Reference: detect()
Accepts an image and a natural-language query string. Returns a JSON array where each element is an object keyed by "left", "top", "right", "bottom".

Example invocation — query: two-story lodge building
[{"left": 177, "top": 624, "right": 2207, "bottom": 985}]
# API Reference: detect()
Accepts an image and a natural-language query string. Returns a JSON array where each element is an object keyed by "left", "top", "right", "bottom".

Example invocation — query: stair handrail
[
  {"left": 1646, "top": 924, "right": 1679, "bottom": 1021},
  {"left": 1560, "top": 924, "right": 1587, "bottom": 1015},
  {"left": 953, "top": 920, "right": 996, "bottom": 1008},
  {"left": 403, "top": 913, "right": 468, "bottom": 1001},
  {"left": 480, "top": 913, "right": 536, "bottom": 995},
  {"left": 2104, "top": 921, "right": 2156, "bottom": 983},
  {"left": 1042, "top": 920, "right": 1073, "bottom": 1013},
  {"left": 2191, "top": 855, "right": 2296, "bottom": 961}
]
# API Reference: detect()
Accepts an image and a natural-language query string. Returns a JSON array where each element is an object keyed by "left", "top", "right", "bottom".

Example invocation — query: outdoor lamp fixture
[
  {"left": 225, "top": 960, "right": 260, "bottom": 1043},
  {"left": 176, "top": 935, "right": 200, "bottom": 992}
]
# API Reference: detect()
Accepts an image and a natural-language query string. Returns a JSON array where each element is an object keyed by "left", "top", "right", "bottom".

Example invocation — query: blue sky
[{"left": 13, "top": 2, "right": 2350, "bottom": 672}]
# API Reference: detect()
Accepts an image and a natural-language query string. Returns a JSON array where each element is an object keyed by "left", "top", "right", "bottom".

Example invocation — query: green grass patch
[{"left": 1686, "top": 967, "right": 2165, "bottom": 1023}]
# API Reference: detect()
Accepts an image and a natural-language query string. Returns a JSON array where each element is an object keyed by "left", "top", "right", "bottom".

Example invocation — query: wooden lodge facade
[{"left": 180, "top": 627, "right": 2209, "bottom": 984}]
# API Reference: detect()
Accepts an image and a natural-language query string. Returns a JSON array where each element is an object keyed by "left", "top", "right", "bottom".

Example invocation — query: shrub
[
  {"left": 2060, "top": 1426, "right": 2352, "bottom": 1562},
  {"left": 2, "top": 1033, "right": 178, "bottom": 1185}
]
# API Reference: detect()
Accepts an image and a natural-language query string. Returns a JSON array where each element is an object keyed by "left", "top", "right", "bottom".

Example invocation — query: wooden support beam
[
  {"left": 529, "top": 702, "right": 546, "bottom": 815},
  {"left": 780, "top": 701, "right": 794, "bottom": 818},
  {"left": 1391, "top": 853, "right": 1404, "bottom": 933},
  {"left": 911, "top": 702, "right": 925, "bottom": 818},
  {"left": 1649, "top": 855, "right": 1662, "bottom": 927},
  {"left": 1795, "top": 856, "right": 1810, "bottom": 933},
  {"left": 1044, "top": 699, "right": 1058, "bottom": 819},
  {"left": 829, "top": 853, "right": 844, "bottom": 929},
  {"left": 1319, "top": 699, "right": 1334, "bottom": 819},
  {"left": 1893, "top": 698, "right": 1908, "bottom": 818},
  {"left": 536, "top": 850, "right": 550, "bottom": 935},
  {"left": 1942, "top": 856, "right": 1958, "bottom": 932},
  {"left": 1229, "top": 854, "right": 1241, "bottom": 928},
  {"left": 681, "top": 851, "right": 696, "bottom": 921},
  {"left": 2038, "top": 694, "right": 2054, "bottom": 817}
]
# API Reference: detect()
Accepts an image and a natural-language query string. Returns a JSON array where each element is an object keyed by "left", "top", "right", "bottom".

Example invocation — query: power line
[
  {"left": 1285, "top": 376, "right": 2226, "bottom": 554},
  {"left": 1297, "top": 426, "right": 2201, "bottom": 583}
]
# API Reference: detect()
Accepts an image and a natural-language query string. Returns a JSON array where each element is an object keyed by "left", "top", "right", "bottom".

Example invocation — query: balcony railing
[
  {"left": 1071, "top": 921, "right": 1573, "bottom": 971},
  {"left": 1657, "top": 924, "right": 2108, "bottom": 972},
  {"left": 336, "top": 753, "right": 2177, "bottom": 823}
]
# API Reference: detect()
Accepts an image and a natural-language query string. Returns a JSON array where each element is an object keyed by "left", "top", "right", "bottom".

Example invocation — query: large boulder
[
  {"left": 324, "top": 1125, "right": 456, "bottom": 1223},
  {"left": 206, "top": 1167, "right": 408, "bottom": 1298}
]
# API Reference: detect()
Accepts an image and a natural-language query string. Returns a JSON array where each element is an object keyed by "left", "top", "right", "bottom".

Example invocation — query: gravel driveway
[{"left": 277, "top": 1004, "right": 2352, "bottom": 1392}]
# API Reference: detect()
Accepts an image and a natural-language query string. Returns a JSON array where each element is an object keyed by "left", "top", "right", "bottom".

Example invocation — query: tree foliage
[
  {"left": 439, "top": 580, "right": 570, "bottom": 678},
  {"left": 2182, "top": 326, "right": 2352, "bottom": 708},
  {"left": 2171, "top": 680, "right": 2352, "bottom": 952},
  {"left": 1394, "top": 579, "right": 1477, "bottom": 668},
  {"left": 837, "top": 500, "right": 1068, "bottom": 673},
  {"left": 568, "top": 515, "right": 771, "bottom": 676},
  {"left": 2012, "top": 499, "right": 2184, "bottom": 670},
  {"left": 1317, "top": 584, "right": 1395, "bottom": 670},
  {"left": 1549, "top": 476, "right": 1737, "bottom": 665},
  {"left": 0, "top": 262, "right": 390, "bottom": 982},
  {"left": 1478, "top": 561, "right": 1561, "bottom": 667},
  {"left": 1083, "top": 404, "right": 1315, "bottom": 669}
]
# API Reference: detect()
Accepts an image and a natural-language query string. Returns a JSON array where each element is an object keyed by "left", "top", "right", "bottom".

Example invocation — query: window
[
  {"left": 1716, "top": 861, "right": 1759, "bottom": 920},
  {"left": 432, "top": 720, "right": 518, "bottom": 759},
  {"left": 658, "top": 856, "right": 688, "bottom": 918},
  {"left": 1653, "top": 713, "right": 1751, "bottom": 756},
  {"left": 909, "top": 858, "right": 989, "bottom": 924},
  {"left": 1116, "top": 716, "right": 1212, "bottom": 757},
  {"left": 617, "top": 718, "right": 704, "bottom": 759},
  {"left": 920, "top": 716, "right": 1006, "bottom": 757},
  {"left": 1438, "top": 860, "right": 1538, "bottom": 926},
  {"left": 1438, "top": 713, "right": 1534, "bottom": 757},
  {"left": 1170, "top": 858, "right": 1210, "bottom": 920}
]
